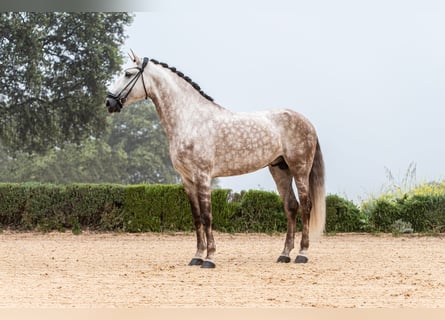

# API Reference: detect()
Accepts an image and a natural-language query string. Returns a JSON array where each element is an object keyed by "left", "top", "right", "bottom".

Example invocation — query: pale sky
[{"left": 122, "top": 0, "right": 445, "bottom": 202}]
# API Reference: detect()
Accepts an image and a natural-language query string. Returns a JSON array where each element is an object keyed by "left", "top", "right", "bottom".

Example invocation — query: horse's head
[{"left": 106, "top": 50, "right": 149, "bottom": 113}]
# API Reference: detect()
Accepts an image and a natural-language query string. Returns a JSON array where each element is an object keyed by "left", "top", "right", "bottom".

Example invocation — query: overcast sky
[{"left": 122, "top": 1, "right": 445, "bottom": 202}]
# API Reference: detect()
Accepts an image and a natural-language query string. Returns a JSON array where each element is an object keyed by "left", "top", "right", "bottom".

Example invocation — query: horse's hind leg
[
  {"left": 269, "top": 164, "right": 299, "bottom": 263},
  {"left": 293, "top": 173, "right": 312, "bottom": 263}
]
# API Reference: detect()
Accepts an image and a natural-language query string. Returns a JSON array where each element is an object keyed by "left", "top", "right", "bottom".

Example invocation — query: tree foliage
[
  {"left": 0, "top": 12, "right": 133, "bottom": 154},
  {"left": 108, "top": 102, "right": 177, "bottom": 184},
  {"left": 0, "top": 101, "right": 180, "bottom": 185}
]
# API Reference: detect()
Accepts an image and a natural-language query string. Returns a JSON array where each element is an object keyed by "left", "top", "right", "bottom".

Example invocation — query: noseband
[{"left": 107, "top": 57, "right": 149, "bottom": 111}]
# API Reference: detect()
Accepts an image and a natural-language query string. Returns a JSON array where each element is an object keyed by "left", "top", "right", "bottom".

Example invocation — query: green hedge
[
  {"left": 0, "top": 183, "right": 229, "bottom": 233},
  {"left": 1, "top": 183, "right": 443, "bottom": 234},
  {"left": 0, "top": 183, "right": 27, "bottom": 227},
  {"left": 232, "top": 190, "right": 288, "bottom": 233},
  {"left": 364, "top": 195, "right": 445, "bottom": 233},
  {"left": 0, "top": 183, "right": 126, "bottom": 232},
  {"left": 123, "top": 184, "right": 192, "bottom": 232},
  {"left": 325, "top": 194, "right": 368, "bottom": 232}
]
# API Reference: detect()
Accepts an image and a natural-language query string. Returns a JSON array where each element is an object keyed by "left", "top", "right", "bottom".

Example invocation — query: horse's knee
[
  {"left": 201, "top": 213, "right": 212, "bottom": 227},
  {"left": 286, "top": 198, "right": 299, "bottom": 214}
]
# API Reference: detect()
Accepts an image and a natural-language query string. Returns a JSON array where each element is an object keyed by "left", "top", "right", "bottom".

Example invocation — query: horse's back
[{"left": 266, "top": 109, "right": 316, "bottom": 133}]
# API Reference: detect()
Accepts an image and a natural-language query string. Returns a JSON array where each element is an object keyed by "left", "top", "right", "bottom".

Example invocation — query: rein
[{"left": 106, "top": 57, "right": 149, "bottom": 111}]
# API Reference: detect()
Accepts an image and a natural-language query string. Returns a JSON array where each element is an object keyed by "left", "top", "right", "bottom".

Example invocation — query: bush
[
  {"left": 362, "top": 182, "right": 445, "bottom": 233},
  {"left": 211, "top": 189, "right": 236, "bottom": 232},
  {"left": 21, "top": 184, "right": 68, "bottom": 231},
  {"left": 66, "top": 184, "right": 126, "bottom": 231},
  {"left": 0, "top": 184, "right": 365, "bottom": 234},
  {"left": 158, "top": 185, "right": 193, "bottom": 231},
  {"left": 0, "top": 183, "right": 27, "bottom": 227},
  {"left": 1, "top": 182, "right": 443, "bottom": 234},
  {"left": 232, "top": 190, "right": 286, "bottom": 233},
  {"left": 123, "top": 185, "right": 163, "bottom": 232},
  {"left": 0, "top": 183, "right": 127, "bottom": 232},
  {"left": 364, "top": 198, "right": 402, "bottom": 232},
  {"left": 400, "top": 195, "right": 445, "bottom": 233},
  {"left": 325, "top": 194, "right": 365, "bottom": 232},
  {"left": 123, "top": 184, "right": 193, "bottom": 232}
]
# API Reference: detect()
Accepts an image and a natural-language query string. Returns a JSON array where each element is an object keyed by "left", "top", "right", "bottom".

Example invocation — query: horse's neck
[{"left": 147, "top": 64, "right": 225, "bottom": 140}]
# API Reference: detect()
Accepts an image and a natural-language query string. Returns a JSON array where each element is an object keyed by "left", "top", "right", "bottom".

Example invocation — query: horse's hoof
[
  {"left": 277, "top": 255, "right": 291, "bottom": 263},
  {"left": 188, "top": 258, "right": 204, "bottom": 266},
  {"left": 201, "top": 260, "right": 216, "bottom": 269},
  {"left": 295, "top": 255, "right": 308, "bottom": 264}
]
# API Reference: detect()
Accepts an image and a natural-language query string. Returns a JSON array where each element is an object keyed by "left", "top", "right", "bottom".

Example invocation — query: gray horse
[{"left": 106, "top": 52, "right": 325, "bottom": 268}]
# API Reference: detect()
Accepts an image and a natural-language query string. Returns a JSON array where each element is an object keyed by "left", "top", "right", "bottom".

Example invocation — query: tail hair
[{"left": 309, "top": 140, "right": 326, "bottom": 240}]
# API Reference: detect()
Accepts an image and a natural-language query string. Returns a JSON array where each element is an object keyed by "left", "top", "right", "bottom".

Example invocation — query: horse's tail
[{"left": 309, "top": 139, "right": 326, "bottom": 240}]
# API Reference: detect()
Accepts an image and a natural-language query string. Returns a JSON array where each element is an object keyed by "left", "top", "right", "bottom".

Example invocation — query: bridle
[{"left": 106, "top": 57, "right": 149, "bottom": 111}]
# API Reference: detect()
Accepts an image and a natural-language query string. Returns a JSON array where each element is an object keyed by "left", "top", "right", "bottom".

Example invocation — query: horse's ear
[
  {"left": 127, "top": 52, "right": 134, "bottom": 62},
  {"left": 129, "top": 49, "right": 141, "bottom": 65}
]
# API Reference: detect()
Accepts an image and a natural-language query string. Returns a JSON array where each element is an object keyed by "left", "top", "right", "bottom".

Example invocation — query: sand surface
[{"left": 0, "top": 232, "right": 444, "bottom": 307}]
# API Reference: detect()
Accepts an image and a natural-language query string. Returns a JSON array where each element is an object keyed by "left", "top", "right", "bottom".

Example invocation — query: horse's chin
[
  {"left": 105, "top": 97, "right": 123, "bottom": 113},
  {"left": 108, "top": 105, "right": 122, "bottom": 113}
]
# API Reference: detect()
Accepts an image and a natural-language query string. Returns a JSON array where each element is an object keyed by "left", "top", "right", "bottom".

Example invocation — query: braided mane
[{"left": 150, "top": 59, "right": 214, "bottom": 102}]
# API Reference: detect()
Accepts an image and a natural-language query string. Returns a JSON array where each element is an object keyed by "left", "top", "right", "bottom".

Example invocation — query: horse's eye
[{"left": 124, "top": 71, "right": 132, "bottom": 78}]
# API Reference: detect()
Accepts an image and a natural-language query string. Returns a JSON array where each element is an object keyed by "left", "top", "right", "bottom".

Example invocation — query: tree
[
  {"left": 0, "top": 12, "right": 133, "bottom": 154},
  {"left": 0, "top": 101, "right": 181, "bottom": 185},
  {"left": 107, "top": 101, "right": 180, "bottom": 184}
]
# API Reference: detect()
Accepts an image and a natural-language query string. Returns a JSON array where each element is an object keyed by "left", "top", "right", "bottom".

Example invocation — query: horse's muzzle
[{"left": 105, "top": 94, "right": 123, "bottom": 113}]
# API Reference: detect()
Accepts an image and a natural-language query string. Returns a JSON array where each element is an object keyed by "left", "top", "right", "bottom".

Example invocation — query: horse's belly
[{"left": 212, "top": 143, "right": 281, "bottom": 178}]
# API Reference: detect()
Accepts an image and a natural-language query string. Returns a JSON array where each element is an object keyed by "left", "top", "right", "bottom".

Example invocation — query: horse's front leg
[
  {"left": 183, "top": 180, "right": 207, "bottom": 266},
  {"left": 196, "top": 181, "right": 216, "bottom": 268},
  {"left": 183, "top": 177, "right": 216, "bottom": 268}
]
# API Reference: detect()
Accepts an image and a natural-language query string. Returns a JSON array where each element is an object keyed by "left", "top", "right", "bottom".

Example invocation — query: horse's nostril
[{"left": 106, "top": 99, "right": 110, "bottom": 107}]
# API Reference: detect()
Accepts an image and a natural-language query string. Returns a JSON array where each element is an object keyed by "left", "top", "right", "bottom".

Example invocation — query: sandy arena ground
[{"left": 0, "top": 232, "right": 444, "bottom": 308}]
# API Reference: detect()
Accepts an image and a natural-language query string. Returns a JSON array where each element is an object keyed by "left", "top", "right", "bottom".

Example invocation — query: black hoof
[
  {"left": 201, "top": 260, "right": 216, "bottom": 269},
  {"left": 295, "top": 255, "right": 308, "bottom": 264},
  {"left": 277, "top": 255, "right": 291, "bottom": 263},
  {"left": 188, "top": 258, "right": 204, "bottom": 266}
]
